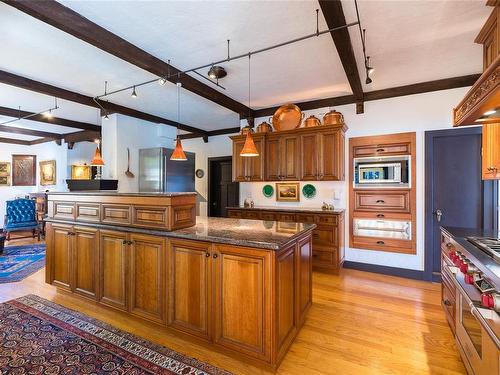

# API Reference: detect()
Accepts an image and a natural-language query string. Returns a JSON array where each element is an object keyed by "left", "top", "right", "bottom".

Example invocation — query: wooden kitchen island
[{"left": 44, "top": 192, "right": 314, "bottom": 369}]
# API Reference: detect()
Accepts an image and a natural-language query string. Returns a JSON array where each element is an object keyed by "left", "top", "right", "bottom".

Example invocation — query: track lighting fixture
[
  {"left": 131, "top": 86, "right": 137, "bottom": 98},
  {"left": 366, "top": 56, "right": 374, "bottom": 75},
  {"left": 44, "top": 109, "right": 53, "bottom": 118},
  {"left": 158, "top": 77, "right": 167, "bottom": 85},
  {"left": 104, "top": 113, "right": 109, "bottom": 120},
  {"left": 208, "top": 65, "right": 227, "bottom": 81},
  {"left": 365, "top": 76, "right": 372, "bottom": 85}
]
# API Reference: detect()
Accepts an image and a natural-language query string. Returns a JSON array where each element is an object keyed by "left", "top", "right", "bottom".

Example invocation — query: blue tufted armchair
[{"left": 3, "top": 198, "right": 40, "bottom": 241}]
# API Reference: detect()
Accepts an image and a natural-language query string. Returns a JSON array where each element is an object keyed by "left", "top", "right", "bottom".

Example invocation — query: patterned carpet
[
  {"left": 0, "top": 295, "right": 233, "bottom": 374},
  {"left": 0, "top": 244, "right": 45, "bottom": 283}
]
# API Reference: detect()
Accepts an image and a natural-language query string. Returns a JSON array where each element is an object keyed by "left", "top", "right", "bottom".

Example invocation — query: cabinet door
[
  {"left": 280, "top": 135, "right": 301, "bottom": 180},
  {"left": 129, "top": 233, "right": 165, "bottom": 323},
  {"left": 213, "top": 245, "right": 271, "bottom": 361},
  {"left": 73, "top": 226, "right": 99, "bottom": 299},
  {"left": 99, "top": 230, "right": 128, "bottom": 311},
  {"left": 482, "top": 123, "right": 500, "bottom": 180},
  {"left": 46, "top": 223, "right": 72, "bottom": 290},
  {"left": 265, "top": 136, "right": 281, "bottom": 181},
  {"left": 247, "top": 136, "right": 265, "bottom": 181},
  {"left": 301, "top": 133, "right": 319, "bottom": 180},
  {"left": 168, "top": 239, "right": 211, "bottom": 340},
  {"left": 320, "top": 130, "right": 344, "bottom": 180},
  {"left": 232, "top": 139, "right": 247, "bottom": 182}
]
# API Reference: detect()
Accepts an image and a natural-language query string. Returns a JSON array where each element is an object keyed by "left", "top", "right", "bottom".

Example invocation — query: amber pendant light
[
  {"left": 91, "top": 140, "right": 105, "bottom": 179},
  {"left": 170, "top": 82, "right": 188, "bottom": 161},
  {"left": 240, "top": 54, "right": 259, "bottom": 157}
]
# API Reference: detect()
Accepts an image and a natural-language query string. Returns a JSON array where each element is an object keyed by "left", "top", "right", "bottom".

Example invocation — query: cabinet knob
[
  {"left": 376, "top": 200, "right": 385, "bottom": 204},
  {"left": 212, "top": 253, "right": 218, "bottom": 259},
  {"left": 205, "top": 252, "right": 210, "bottom": 257},
  {"left": 376, "top": 241, "right": 385, "bottom": 245},
  {"left": 376, "top": 214, "right": 385, "bottom": 218},
  {"left": 376, "top": 148, "right": 385, "bottom": 153},
  {"left": 443, "top": 299, "right": 452, "bottom": 307},
  {"left": 446, "top": 243, "right": 453, "bottom": 249},
  {"left": 122, "top": 239, "right": 127, "bottom": 245}
]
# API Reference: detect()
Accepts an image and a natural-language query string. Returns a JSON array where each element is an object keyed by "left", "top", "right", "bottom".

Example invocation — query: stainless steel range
[{"left": 467, "top": 236, "right": 500, "bottom": 262}]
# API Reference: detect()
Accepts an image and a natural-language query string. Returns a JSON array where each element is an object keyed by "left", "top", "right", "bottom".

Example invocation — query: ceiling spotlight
[
  {"left": 103, "top": 113, "right": 109, "bottom": 120},
  {"left": 158, "top": 77, "right": 167, "bottom": 86},
  {"left": 208, "top": 65, "right": 227, "bottom": 80},
  {"left": 131, "top": 86, "right": 138, "bottom": 98},
  {"left": 44, "top": 109, "right": 53, "bottom": 118}
]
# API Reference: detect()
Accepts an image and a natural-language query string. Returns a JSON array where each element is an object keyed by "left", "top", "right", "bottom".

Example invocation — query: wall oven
[{"left": 354, "top": 155, "right": 410, "bottom": 188}]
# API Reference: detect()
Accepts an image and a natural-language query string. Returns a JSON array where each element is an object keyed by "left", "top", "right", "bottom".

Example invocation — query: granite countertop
[
  {"left": 226, "top": 205, "right": 345, "bottom": 214},
  {"left": 46, "top": 191, "right": 197, "bottom": 197},
  {"left": 45, "top": 216, "right": 315, "bottom": 250}
]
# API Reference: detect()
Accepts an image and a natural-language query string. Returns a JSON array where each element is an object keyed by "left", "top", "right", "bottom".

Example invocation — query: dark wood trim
[
  {"left": 343, "top": 261, "right": 425, "bottom": 281},
  {"left": 423, "top": 127, "right": 497, "bottom": 282},
  {"left": 63, "top": 130, "right": 101, "bottom": 144},
  {"left": 0, "top": 70, "right": 208, "bottom": 136},
  {"left": 0, "top": 105, "right": 99, "bottom": 132},
  {"left": 0, "top": 137, "right": 31, "bottom": 145},
  {"left": 29, "top": 137, "right": 62, "bottom": 146},
  {"left": 179, "top": 126, "right": 241, "bottom": 141},
  {"left": 251, "top": 75, "right": 480, "bottom": 118},
  {"left": 319, "top": 0, "right": 364, "bottom": 113},
  {"left": 3, "top": 0, "right": 251, "bottom": 117},
  {"left": 0, "top": 123, "right": 63, "bottom": 139}
]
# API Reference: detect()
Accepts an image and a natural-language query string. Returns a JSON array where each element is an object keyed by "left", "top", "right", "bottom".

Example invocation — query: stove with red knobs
[{"left": 441, "top": 227, "right": 500, "bottom": 374}]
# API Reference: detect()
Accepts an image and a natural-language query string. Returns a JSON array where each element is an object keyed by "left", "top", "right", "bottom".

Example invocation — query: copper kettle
[
  {"left": 323, "top": 109, "right": 344, "bottom": 126},
  {"left": 256, "top": 120, "right": 273, "bottom": 133},
  {"left": 303, "top": 115, "right": 321, "bottom": 128}
]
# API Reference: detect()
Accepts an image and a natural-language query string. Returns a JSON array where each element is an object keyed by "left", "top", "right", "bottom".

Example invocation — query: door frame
[
  {"left": 208, "top": 156, "right": 239, "bottom": 217},
  {"left": 424, "top": 126, "right": 498, "bottom": 282}
]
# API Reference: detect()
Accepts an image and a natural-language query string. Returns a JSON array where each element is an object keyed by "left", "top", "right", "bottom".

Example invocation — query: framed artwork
[
  {"left": 0, "top": 162, "right": 10, "bottom": 175},
  {"left": 40, "top": 160, "right": 56, "bottom": 186},
  {"left": 71, "top": 165, "right": 91, "bottom": 180},
  {"left": 12, "top": 155, "right": 36, "bottom": 186},
  {"left": 0, "top": 175, "right": 10, "bottom": 186},
  {"left": 276, "top": 182, "right": 300, "bottom": 202}
]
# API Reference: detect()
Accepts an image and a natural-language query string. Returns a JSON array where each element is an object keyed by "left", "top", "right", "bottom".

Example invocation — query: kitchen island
[{"left": 45, "top": 192, "right": 314, "bottom": 369}]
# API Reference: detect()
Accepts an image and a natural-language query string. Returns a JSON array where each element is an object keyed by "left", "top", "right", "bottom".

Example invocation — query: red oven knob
[
  {"left": 459, "top": 260, "right": 469, "bottom": 274},
  {"left": 464, "top": 273, "right": 474, "bottom": 285},
  {"left": 482, "top": 293, "right": 495, "bottom": 308},
  {"left": 449, "top": 251, "right": 457, "bottom": 262}
]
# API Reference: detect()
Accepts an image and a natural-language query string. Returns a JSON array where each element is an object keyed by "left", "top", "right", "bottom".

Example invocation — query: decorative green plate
[
  {"left": 262, "top": 184, "right": 274, "bottom": 198},
  {"left": 302, "top": 184, "right": 316, "bottom": 199}
]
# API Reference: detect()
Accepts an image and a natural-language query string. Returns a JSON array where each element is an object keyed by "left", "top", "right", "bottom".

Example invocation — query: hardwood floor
[{"left": 1, "top": 238, "right": 465, "bottom": 374}]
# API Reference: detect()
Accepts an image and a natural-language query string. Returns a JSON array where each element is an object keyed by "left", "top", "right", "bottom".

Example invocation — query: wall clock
[{"left": 195, "top": 169, "right": 204, "bottom": 178}]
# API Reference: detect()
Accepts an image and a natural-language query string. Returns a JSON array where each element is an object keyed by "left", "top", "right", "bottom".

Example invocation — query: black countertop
[{"left": 227, "top": 206, "right": 345, "bottom": 214}]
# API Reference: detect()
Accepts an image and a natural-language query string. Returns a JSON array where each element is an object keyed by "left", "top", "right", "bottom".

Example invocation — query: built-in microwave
[{"left": 354, "top": 155, "right": 410, "bottom": 188}]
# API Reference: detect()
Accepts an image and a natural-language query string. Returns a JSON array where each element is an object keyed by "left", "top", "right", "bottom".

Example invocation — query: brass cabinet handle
[
  {"left": 205, "top": 252, "right": 211, "bottom": 257},
  {"left": 376, "top": 148, "right": 385, "bottom": 152},
  {"left": 122, "top": 239, "right": 128, "bottom": 245},
  {"left": 376, "top": 240, "right": 385, "bottom": 245},
  {"left": 212, "top": 253, "right": 218, "bottom": 259}
]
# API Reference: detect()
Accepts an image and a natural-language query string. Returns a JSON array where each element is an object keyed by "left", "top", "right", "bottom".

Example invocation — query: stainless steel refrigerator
[{"left": 139, "top": 147, "right": 195, "bottom": 193}]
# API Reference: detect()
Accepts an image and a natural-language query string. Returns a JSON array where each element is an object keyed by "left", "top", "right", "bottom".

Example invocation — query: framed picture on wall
[
  {"left": 71, "top": 165, "right": 91, "bottom": 180},
  {"left": 0, "top": 175, "right": 10, "bottom": 186},
  {"left": 276, "top": 182, "right": 300, "bottom": 202},
  {"left": 0, "top": 162, "right": 10, "bottom": 176},
  {"left": 12, "top": 155, "right": 36, "bottom": 186},
  {"left": 40, "top": 160, "right": 56, "bottom": 186}
]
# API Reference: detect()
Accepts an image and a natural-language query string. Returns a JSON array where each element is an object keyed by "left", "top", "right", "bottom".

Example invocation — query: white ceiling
[{"left": 0, "top": 0, "right": 491, "bottom": 141}]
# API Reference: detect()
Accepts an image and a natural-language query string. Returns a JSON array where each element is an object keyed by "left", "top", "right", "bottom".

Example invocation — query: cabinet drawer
[
  {"left": 132, "top": 206, "right": 168, "bottom": 228},
  {"left": 53, "top": 202, "right": 75, "bottom": 220},
  {"left": 441, "top": 280, "right": 456, "bottom": 334},
  {"left": 102, "top": 205, "right": 131, "bottom": 225},
  {"left": 312, "top": 249, "right": 336, "bottom": 266},
  {"left": 171, "top": 205, "right": 195, "bottom": 229},
  {"left": 227, "top": 210, "right": 242, "bottom": 218},
  {"left": 312, "top": 226, "right": 337, "bottom": 247},
  {"left": 354, "top": 191, "right": 410, "bottom": 212},
  {"left": 316, "top": 215, "right": 338, "bottom": 225},
  {"left": 277, "top": 213, "right": 297, "bottom": 222},
  {"left": 76, "top": 203, "right": 100, "bottom": 222},
  {"left": 353, "top": 143, "right": 410, "bottom": 157},
  {"left": 352, "top": 236, "right": 413, "bottom": 253},
  {"left": 260, "top": 212, "right": 277, "bottom": 221},
  {"left": 296, "top": 213, "right": 315, "bottom": 224},
  {"left": 242, "top": 211, "right": 260, "bottom": 220}
]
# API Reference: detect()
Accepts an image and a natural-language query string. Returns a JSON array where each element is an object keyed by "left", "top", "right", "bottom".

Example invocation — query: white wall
[
  {"left": 101, "top": 113, "right": 177, "bottom": 192},
  {"left": 67, "top": 141, "right": 97, "bottom": 176},
  {"left": 0, "top": 141, "right": 68, "bottom": 219}
]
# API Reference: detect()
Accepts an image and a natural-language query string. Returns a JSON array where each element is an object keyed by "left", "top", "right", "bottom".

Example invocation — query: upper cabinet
[
  {"left": 231, "top": 124, "right": 347, "bottom": 182},
  {"left": 482, "top": 123, "right": 500, "bottom": 179},
  {"left": 475, "top": 6, "right": 499, "bottom": 71}
]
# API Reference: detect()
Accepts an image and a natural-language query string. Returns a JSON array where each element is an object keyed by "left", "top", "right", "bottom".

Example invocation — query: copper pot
[
  {"left": 323, "top": 109, "right": 344, "bottom": 126},
  {"left": 256, "top": 121, "right": 273, "bottom": 133},
  {"left": 303, "top": 115, "right": 321, "bottom": 128}
]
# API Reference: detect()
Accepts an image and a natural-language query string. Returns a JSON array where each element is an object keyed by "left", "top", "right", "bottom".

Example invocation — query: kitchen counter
[
  {"left": 49, "top": 191, "right": 197, "bottom": 197},
  {"left": 226, "top": 205, "right": 345, "bottom": 214}
]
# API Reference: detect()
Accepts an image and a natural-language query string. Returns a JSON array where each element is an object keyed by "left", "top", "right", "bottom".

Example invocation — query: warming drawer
[{"left": 353, "top": 218, "right": 411, "bottom": 240}]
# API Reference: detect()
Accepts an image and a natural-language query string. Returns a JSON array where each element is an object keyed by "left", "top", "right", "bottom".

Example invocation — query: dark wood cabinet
[
  {"left": 231, "top": 125, "right": 346, "bottom": 182},
  {"left": 231, "top": 134, "right": 265, "bottom": 182},
  {"left": 475, "top": 6, "right": 499, "bottom": 71},
  {"left": 73, "top": 226, "right": 99, "bottom": 299},
  {"left": 46, "top": 223, "right": 72, "bottom": 290}
]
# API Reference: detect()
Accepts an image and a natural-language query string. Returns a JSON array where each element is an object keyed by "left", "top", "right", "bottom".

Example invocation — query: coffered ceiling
[{"left": 0, "top": 0, "right": 491, "bottom": 143}]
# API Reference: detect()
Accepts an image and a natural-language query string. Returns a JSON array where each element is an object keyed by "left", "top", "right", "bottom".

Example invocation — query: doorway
[
  {"left": 424, "top": 127, "right": 498, "bottom": 282},
  {"left": 208, "top": 156, "right": 239, "bottom": 217}
]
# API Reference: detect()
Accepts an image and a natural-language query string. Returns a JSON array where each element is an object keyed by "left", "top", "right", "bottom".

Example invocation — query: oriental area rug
[
  {"left": 0, "top": 295, "right": 233, "bottom": 375},
  {"left": 0, "top": 244, "right": 45, "bottom": 283}
]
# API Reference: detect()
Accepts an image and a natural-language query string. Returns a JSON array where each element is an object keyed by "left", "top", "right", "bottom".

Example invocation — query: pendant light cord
[
  {"left": 248, "top": 53, "right": 251, "bottom": 121},
  {"left": 177, "top": 79, "right": 181, "bottom": 139}
]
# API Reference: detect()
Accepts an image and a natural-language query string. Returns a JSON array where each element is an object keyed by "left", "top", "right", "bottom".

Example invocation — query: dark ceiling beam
[
  {"left": 29, "top": 137, "right": 62, "bottom": 146},
  {"left": 179, "top": 126, "right": 241, "bottom": 141},
  {"left": 0, "top": 137, "right": 31, "bottom": 145},
  {"left": 251, "top": 74, "right": 481, "bottom": 118},
  {"left": 319, "top": 0, "right": 364, "bottom": 113},
  {"left": 0, "top": 123, "right": 63, "bottom": 138},
  {"left": 0, "top": 105, "right": 100, "bottom": 132},
  {"left": 3, "top": 0, "right": 252, "bottom": 117},
  {"left": 63, "top": 130, "right": 101, "bottom": 144},
  {"left": 0, "top": 70, "right": 208, "bottom": 136}
]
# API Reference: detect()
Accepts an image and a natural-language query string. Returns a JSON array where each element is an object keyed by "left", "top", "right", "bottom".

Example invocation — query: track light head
[
  {"left": 104, "top": 113, "right": 109, "bottom": 120},
  {"left": 366, "top": 76, "right": 372, "bottom": 85},
  {"left": 44, "top": 110, "right": 53, "bottom": 118},
  {"left": 208, "top": 65, "right": 227, "bottom": 80},
  {"left": 158, "top": 77, "right": 167, "bottom": 86},
  {"left": 131, "top": 86, "right": 137, "bottom": 98}
]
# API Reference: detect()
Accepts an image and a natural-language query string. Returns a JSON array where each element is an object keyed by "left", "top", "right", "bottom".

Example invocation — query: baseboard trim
[{"left": 343, "top": 261, "right": 425, "bottom": 281}]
